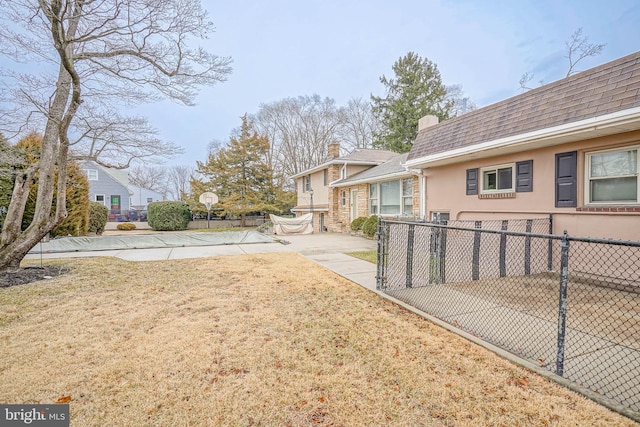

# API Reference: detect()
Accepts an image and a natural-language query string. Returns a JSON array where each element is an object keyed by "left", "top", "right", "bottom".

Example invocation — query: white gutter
[{"left": 405, "top": 106, "right": 640, "bottom": 168}]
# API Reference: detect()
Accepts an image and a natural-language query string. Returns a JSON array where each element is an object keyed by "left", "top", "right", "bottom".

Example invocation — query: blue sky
[{"left": 5, "top": 1, "right": 640, "bottom": 167}]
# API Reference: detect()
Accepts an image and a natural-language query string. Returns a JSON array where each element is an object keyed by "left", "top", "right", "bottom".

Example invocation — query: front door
[
  {"left": 110, "top": 195, "right": 121, "bottom": 214},
  {"left": 350, "top": 189, "right": 358, "bottom": 222}
]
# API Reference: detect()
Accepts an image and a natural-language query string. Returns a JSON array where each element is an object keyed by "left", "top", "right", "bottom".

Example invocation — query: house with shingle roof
[
  {"left": 406, "top": 51, "right": 640, "bottom": 240},
  {"left": 290, "top": 143, "right": 400, "bottom": 232}
]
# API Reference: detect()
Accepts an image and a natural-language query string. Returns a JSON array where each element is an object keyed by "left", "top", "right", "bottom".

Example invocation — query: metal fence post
[
  {"left": 548, "top": 214, "right": 554, "bottom": 271},
  {"left": 524, "top": 219, "right": 532, "bottom": 275},
  {"left": 406, "top": 223, "right": 415, "bottom": 288},
  {"left": 499, "top": 220, "right": 508, "bottom": 277},
  {"left": 472, "top": 221, "right": 482, "bottom": 281},
  {"left": 556, "top": 230, "right": 570, "bottom": 376},
  {"left": 376, "top": 216, "right": 386, "bottom": 290}
]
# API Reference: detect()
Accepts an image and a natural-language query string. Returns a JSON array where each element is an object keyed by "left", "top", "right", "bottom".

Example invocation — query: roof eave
[
  {"left": 289, "top": 159, "right": 389, "bottom": 179},
  {"left": 406, "top": 107, "right": 640, "bottom": 169},
  {"left": 330, "top": 170, "right": 413, "bottom": 187}
]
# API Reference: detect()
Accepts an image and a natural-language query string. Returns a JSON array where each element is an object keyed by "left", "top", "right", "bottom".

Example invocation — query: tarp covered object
[
  {"left": 28, "top": 231, "right": 276, "bottom": 254},
  {"left": 271, "top": 213, "right": 313, "bottom": 235}
]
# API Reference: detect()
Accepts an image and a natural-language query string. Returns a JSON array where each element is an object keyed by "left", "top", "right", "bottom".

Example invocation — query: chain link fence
[{"left": 376, "top": 217, "right": 640, "bottom": 419}]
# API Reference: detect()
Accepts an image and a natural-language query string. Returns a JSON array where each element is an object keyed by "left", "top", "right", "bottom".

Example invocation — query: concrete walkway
[{"left": 25, "top": 232, "right": 379, "bottom": 291}]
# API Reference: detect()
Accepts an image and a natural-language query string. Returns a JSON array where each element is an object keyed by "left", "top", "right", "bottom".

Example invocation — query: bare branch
[{"left": 565, "top": 28, "right": 605, "bottom": 77}]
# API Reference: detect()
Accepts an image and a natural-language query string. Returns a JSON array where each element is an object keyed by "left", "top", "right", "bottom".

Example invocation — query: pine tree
[
  {"left": 371, "top": 52, "right": 452, "bottom": 153},
  {"left": 194, "top": 115, "right": 290, "bottom": 226}
]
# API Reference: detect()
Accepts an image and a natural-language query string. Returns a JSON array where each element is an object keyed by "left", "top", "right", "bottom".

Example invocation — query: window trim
[
  {"left": 480, "top": 163, "right": 515, "bottom": 194},
  {"left": 85, "top": 169, "right": 98, "bottom": 181},
  {"left": 341, "top": 190, "right": 347, "bottom": 207},
  {"left": 368, "top": 178, "right": 413, "bottom": 216},
  {"left": 95, "top": 194, "right": 106, "bottom": 206},
  {"left": 368, "top": 183, "right": 378, "bottom": 215},
  {"left": 584, "top": 145, "right": 639, "bottom": 205},
  {"left": 303, "top": 174, "right": 311, "bottom": 192}
]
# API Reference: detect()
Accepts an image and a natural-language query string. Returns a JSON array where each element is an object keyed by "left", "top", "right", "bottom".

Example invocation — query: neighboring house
[
  {"left": 405, "top": 51, "right": 640, "bottom": 241},
  {"left": 129, "top": 185, "right": 164, "bottom": 210},
  {"left": 81, "top": 161, "right": 130, "bottom": 218},
  {"left": 290, "top": 143, "right": 397, "bottom": 232}
]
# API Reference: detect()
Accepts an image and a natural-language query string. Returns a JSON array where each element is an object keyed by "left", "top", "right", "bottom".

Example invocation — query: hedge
[
  {"left": 88, "top": 202, "right": 109, "bottom": 235},
  {"left": 362, "top": 215, "right": 379, "bottom": 238},
  {"left": 350, "top": 216, "right": 368, "bottom": 232},
  {"left": 148, "top": 201, "right": 191, "bottom": 231}
]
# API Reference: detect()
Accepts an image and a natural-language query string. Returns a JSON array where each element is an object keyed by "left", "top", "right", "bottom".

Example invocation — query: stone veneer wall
[{"left": 327, "top": 176, "right": 422, "bottom": 232}]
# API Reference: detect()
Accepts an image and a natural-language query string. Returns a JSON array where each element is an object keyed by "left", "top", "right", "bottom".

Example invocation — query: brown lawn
[{"left": 0, "top": 254, "right": 635, "bottom": 426}]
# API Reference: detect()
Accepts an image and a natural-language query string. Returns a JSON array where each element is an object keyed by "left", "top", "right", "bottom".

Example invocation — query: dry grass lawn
[{"left": 0, "top": 253, "right": 636, "bottom": 426}]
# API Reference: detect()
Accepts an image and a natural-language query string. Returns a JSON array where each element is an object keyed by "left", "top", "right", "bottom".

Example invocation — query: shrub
[
  {"left": 88, "top": 202, "right": 109, "bottom": 235},
  {"left": 256, "top": 220, "right": 273, "bottom": 233},
  {"left": 362, "top": 215, "right": 379, "bottom": 238},
  {"left": 148, "top": 201, "right": 191, "bottom": 231},
  {"left": 51, "top": 162, "right": 90, "bottom": 237},
  {"left": 116, "top": 222, "right": 136, "bottom": 231},
  {"left": 350, "top": 216, "right": 368, "bottom": 232}
]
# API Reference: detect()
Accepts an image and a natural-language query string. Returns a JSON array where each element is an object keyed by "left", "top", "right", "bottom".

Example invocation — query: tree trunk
[{"left": 0, "top": 3, "right": 82, "bottom": 273}]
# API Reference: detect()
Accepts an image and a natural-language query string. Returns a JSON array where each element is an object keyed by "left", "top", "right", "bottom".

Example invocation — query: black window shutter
[
  {"left": 555, "top": 152, "right": 577, "bottom": 207},
  {"left": 466, "top": 168, "right": 478, "bottom": 195},
  {"left": 516, "top": 160, "right": 533, "bottom": 192}
]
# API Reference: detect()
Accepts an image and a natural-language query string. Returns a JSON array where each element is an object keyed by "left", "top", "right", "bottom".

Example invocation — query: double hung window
[{"left": 586, "top": 147, "right": 638, "bottom": 204}]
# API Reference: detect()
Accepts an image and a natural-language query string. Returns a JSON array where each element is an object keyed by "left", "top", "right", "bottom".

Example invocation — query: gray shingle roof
[
  {"left": 337, "top": 148, "right": 397, "bottom": 163},
  {"left": 408, "top": 51, "right": 640, "bottom": 161},
  {"left": 335, "top": 153, "right": 409, "bottom": 186},
  {"left": 290, "top": 148, "right": 397, "bottom": 178}
]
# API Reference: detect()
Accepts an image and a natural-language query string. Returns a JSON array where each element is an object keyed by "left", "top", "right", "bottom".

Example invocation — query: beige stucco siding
[
  {"left": 295, "top": 169, "right": 329, "bottom": 208},
  {"left": 424, "top": 130, "right": 640, "bottom": 241}
]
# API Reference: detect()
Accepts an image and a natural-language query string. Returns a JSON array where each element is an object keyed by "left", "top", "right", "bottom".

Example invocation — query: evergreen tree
[
  {"left": 0, "top": 133, "right": 89, "bottom": 236},
  {"left": 371, "top": 52, "right": 452, "bottom": 153},
  {"left": 194, "top": 115, "right": 291, "bottom": 226}
]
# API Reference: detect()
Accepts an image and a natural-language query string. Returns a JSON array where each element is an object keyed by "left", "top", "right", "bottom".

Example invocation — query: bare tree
[
  {"left": 252, "top": 95, "right": 343, "bottom": 178},
  {"left": 166, "top": 165, "right": 196, "bottom": 201},
  {"left": 0, "top": 0, "right": 231, "bottom": 271},
  {"left": 129, "top": 164, "right": 168, "bottom": 195},
  {"left": 70, "top": 107, "right": 183, "bottom": 169},
  {"left": 519, "top": 27, "right": 604, "bottom": 91},
  {"left": 565, "top": 28, "right": 605, "bottom": 77},
  {"left": 336, "top": 97, "right": 379, "bottom": 151},
  {"left": 445, "top": 85, "right": 477, "bottom": 117}
]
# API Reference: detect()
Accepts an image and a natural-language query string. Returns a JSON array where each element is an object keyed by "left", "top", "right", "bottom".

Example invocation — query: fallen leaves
[{"left": 56, "top": 395, "right": 71, "bottom": 403}]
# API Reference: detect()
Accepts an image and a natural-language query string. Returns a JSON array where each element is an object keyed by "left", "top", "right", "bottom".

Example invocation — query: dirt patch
[
  {"left": 0, "top": 255, "right": 635, "bottom": 426},
  {"left": 0, "top": 265, "right": 70, "bottom": 288}
]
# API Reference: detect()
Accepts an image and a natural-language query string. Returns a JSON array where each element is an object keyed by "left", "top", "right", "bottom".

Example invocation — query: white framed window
[
  {"left": 402, "top": 178, "right": 413, "bottom": 215},
  {"left": 369, "top": 178, "right": 413, "bottom": 216},
  {"left": 480, "top": 163, "right": 515, "bottom": 193},
  {"left": 303, "top": 175, "right": 311, "bottom": 192},
  {"left": 341, "top": 190, "right": 347, "bottom": 207},
  {"left": 95, "top": 194, "right": 105, "bottom": 206},
  {"left": 586, "top": 146, "right": 638, "bottom": 204},
  {"left": 369, "top": 183, "right": 378, "bottom": 215},
  {"left": 84, "top": 169, "right": 98, "bottom": 181}
]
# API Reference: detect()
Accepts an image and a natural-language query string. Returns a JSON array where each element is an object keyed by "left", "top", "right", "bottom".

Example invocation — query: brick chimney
[
  {"left": 328, "top": 142, "right": 340, "bottom": 159},
  {"left": 418, "top": 115, "right": 439, "bottom": 131}
]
